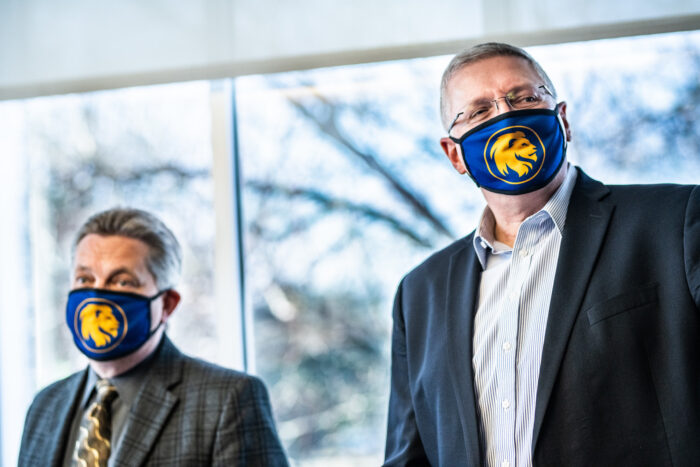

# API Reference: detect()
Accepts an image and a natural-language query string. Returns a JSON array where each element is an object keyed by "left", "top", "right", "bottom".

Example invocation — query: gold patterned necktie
[{"left": 72, "top": 379, "right": 119, "bottom": 467}]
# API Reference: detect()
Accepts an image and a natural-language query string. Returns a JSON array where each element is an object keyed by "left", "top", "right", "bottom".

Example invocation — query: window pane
[
  {"left": 1, "top": 82, "right": 220, "bottom": 463},
  {"left": 237, "top": 55, "right": 481, "bottom": 464},
  {"left": 28, "top": 83, "right": 219, "bottom": 382},
  {"left": 237, "top": 29, "right": 699, "bottom": 465}
]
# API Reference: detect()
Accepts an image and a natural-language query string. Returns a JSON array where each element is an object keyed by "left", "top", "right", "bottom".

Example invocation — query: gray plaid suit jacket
[{"left": 18, "top": 336, "right": 288, "bottom": 466}]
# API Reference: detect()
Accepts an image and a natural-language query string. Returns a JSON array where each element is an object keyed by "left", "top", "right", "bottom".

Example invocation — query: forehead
[
  {"left": 446, "top": 55, "right": 543, "bottom": 105},
  {"left": 74, "top": 234, "right": 150, "bottom": 268}
]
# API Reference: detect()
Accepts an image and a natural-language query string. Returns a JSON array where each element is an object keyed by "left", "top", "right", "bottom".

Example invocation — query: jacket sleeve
[
  {"left": 212, "top": 375, "right": 289, "bottom": 467},
  {"left": 685, "top": 185, "right": 700, "bottom": 309},
  {"left": 384, "top": 279, "right": 429, "bottom": 466}
]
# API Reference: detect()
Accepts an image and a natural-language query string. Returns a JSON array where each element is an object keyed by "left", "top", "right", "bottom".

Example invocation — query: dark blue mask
[
  {"left": 66, "top": 288, "right": 165, "bottom": 361},
  {"left": 450, "top": 106, "right": 567, "bottom": 194}
]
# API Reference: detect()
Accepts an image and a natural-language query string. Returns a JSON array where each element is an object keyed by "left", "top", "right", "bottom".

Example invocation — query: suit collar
[
  {"left": 531, "top": 167, "right": 612, "bottom": 452},
  {"left": 445, "top": 237, "right": 484, "bottom": 466},
  {"left": 111, "top": 335, "right": 184, "bottom": 466}
]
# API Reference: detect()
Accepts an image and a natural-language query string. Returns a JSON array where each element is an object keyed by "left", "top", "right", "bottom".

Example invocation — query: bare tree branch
[
  {"left": 247, "top": 180, "right": 434, "bottom": 248},
  {"left": 286, "top": 91, "right": 455, "bottom": 240}
]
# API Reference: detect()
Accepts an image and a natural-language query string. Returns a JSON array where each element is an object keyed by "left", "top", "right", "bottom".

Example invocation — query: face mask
[
  {"left": 66, "top": 288, "right": 166, "bottom": 361},
  {"left": 450, "top": 106, "right": 567, "bottom": 194}
]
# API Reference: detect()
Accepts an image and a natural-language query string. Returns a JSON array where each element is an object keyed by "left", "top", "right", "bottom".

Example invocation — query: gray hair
[
  {"left": 439, "top": 42, "right": 558, "bottom": 130},
  {"left": 74, "top": 207, "right": 182, "bottom": 289}
]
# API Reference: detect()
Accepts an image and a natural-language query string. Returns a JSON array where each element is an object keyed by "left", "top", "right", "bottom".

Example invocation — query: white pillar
[
  {"left": 209, "top": 79, "right": 250, "bottom": 371},
  {"left": 0, "top": 102, "right": 35, "bottom": 466}
]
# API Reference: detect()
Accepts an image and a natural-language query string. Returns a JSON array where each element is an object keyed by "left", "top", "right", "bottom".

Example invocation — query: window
[{"left": 1, "top": 28, "right": 698, "bottom": 466}]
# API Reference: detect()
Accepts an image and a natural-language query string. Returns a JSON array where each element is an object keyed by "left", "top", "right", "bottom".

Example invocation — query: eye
[
  {"left": 468, "top": 107, "right": 490, "bottom": 121},
  {"left": 516, "top": 92, "right": 545, "bottom": 109},
  {"left": 74, "top": 275, "right": 92, "bottom": 286},
  {"left": 120, "top": 279, "right": 138, "bottom": 288},
  {"left": 111, "top": 275, "right": 139, "bottom": 288}
]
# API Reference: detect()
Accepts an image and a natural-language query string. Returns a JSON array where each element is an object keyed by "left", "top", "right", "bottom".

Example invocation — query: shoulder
[
  {"left": 21, "top": 368, "right": 85, "bottom": 456},
  {"left": 173, "top": 351, "right": 271, "bottom": 402},
  {"left": 154, "top": 337, "right": 271, "bottom": 401},
  {"left": 604, "top": 182, "right": 697, "bottom": 225},
  {"left": 606, "top": 182, "right": 696, "bottom": 204},
  {"left": 27, "top": 369, "right": 85, "bottom": 413},
  {"left": 181, "top": 354, "right": 263, "bottom": 385},
  {"left": 575, "top": 167, "right": 696, "bottom": 207},
  {"left": 401, "top": 234, "right": 475, "bottom": 288},
  {"left": 573, "top": 168, "right": 697, "bottom": 224}
]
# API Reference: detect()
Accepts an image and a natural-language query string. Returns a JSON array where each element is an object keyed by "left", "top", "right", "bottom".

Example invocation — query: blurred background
[{"left": 1, "top": 2, "right": 699, "bottom": 465}]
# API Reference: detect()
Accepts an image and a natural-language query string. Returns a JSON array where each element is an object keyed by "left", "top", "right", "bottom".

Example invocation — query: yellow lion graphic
[
  {"left": 489, "top": 131, "right": 538, "bottom": 177},
  {"left": 79, "top": 304, "right": 120, "bottom": 347}
]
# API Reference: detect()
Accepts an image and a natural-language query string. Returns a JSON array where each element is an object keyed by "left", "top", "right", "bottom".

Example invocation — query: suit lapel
[
  {"left": 48, "top": 370, "right": 88, "bottom": 467},
  {"left": 444, "top": 238, "right": 483, "bottom": 466},
  {"left": 111, "top": 337, "right": 183, "bottom": 466},
  {"left": 531, "top": 169, "right": 613, "bottom": 451}
]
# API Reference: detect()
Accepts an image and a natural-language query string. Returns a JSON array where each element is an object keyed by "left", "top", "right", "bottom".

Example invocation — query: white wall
[{"left": 1, "top": 0, "right": 699, "bottom": 99}]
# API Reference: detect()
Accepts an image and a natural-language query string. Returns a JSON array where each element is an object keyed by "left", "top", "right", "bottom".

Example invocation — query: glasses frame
[{"left": 447, "top": 84, "right": 554, "bottom": 136}]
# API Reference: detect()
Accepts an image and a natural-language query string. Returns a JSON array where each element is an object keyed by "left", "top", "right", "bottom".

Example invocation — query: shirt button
[
  {"left": 502, "top": 461, "right": 510, "bottom": 467},
  {"left": 502, "top": 341, "right": 512, "bottom": 352},
  {"left": 519, "top": 248, "right": 530, "bottom": 258},
  {"left": 502, "top": 399, "right": 510, "bottom": 409},
  {"left": 480, "top": 240, "right": 487, "bottom": 249}
]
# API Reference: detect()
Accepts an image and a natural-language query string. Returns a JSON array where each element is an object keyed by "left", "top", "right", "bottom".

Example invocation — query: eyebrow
[
  {"left": 73, "top": 266, "right": 139, "bottom": 281},
  {"left": 106, "top": 267, "right": 137, "bottom": 278}
]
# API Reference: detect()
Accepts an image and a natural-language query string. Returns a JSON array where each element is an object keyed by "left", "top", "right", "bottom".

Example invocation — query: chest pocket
[{"left": 585, "top": 283, "right": 659, "bottom": 326}]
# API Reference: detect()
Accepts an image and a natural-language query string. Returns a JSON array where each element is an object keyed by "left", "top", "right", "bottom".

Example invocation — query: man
[
  {"left": 384, "top": 42, "right": 700, "bottom": 466},
  {"left": 19, "top": 208, "right": 288, "bottom": 466}
]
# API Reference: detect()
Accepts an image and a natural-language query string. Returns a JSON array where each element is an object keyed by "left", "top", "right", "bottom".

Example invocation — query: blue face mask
[
  {"left": 450, "top": 106, "right": 567, "bottom": 194},
  {"left": 66, "top": 288, "right": 166, "bottom": 361}
]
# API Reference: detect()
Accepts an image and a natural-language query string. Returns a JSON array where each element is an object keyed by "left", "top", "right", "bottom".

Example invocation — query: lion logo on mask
[
  {"left": 79, "top": 304, "right": 120, "bottom": 347},
  {"left": 489, "top": 131, "right": 539, "bottom": 177}
]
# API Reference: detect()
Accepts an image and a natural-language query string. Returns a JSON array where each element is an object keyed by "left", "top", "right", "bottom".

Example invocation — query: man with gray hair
[
  {"left": 19, "top": 207, "right": 288, "bottom": 466},
  {"left": 385, "top": 43, "right": 699, "bottom": 465}
]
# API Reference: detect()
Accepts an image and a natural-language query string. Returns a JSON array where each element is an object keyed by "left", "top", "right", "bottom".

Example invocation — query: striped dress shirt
[{"left": 472, "top": 167, "right": 577, "bottom": 467}]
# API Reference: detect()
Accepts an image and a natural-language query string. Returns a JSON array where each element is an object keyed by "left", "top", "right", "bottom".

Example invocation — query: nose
[{"left": 93, "top": 279, "right": 108, "bottom": 289}]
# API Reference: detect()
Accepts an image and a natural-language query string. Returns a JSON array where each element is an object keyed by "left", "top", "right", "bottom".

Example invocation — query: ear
[
  {"left": 557, "top": 101, "right": 572, "bottom": 142},
  {"left": 440, "top": 137, "right": 468, "bottom": 174},
  {"left": 160, "top": 289, "right": 181, "bottom": 322}
]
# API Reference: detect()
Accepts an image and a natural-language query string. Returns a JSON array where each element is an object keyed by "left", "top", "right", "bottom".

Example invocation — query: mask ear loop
[
  {"left": 449, "top": 135, "right": 481, "bottom": 188},
  {"left": 556, "top": 113, "right": 568, "bottom": 151},
  {"left": 147, "top": 289, "right": 171, "bottom": 333},
  {"left": 148, "top": 289, "right": 168, "bottom": 302},
  {"left": 553, "top": 102, "right": 568, "bottom": 151}
]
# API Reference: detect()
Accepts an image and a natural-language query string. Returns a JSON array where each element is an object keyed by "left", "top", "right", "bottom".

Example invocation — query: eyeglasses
[{"left": 447, "top": 84, "right": 554, "bottom": 135}]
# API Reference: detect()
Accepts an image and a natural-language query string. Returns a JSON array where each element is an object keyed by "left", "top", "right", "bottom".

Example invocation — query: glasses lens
[{"left": 508, "top": 86, "right": 547, "bottom": 110}]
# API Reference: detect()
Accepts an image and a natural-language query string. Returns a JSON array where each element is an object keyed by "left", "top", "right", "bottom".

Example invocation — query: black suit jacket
[
  {"left": 19, "top": 336, "right": 288, "bottom": 466},
  {"left": 384, "top": 168, "right": 700, "bottom": 466}
]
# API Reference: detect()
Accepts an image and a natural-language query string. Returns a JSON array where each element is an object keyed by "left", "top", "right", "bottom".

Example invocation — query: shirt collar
[
  {"left": 541, "top": 164, "right": 577, "bottom": 234},
  {"left": 80, "top": 367, "right": 99, "bottom": 408},
  {"left": 473, "top": 165, "right": 577, "bottom": 268}
]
